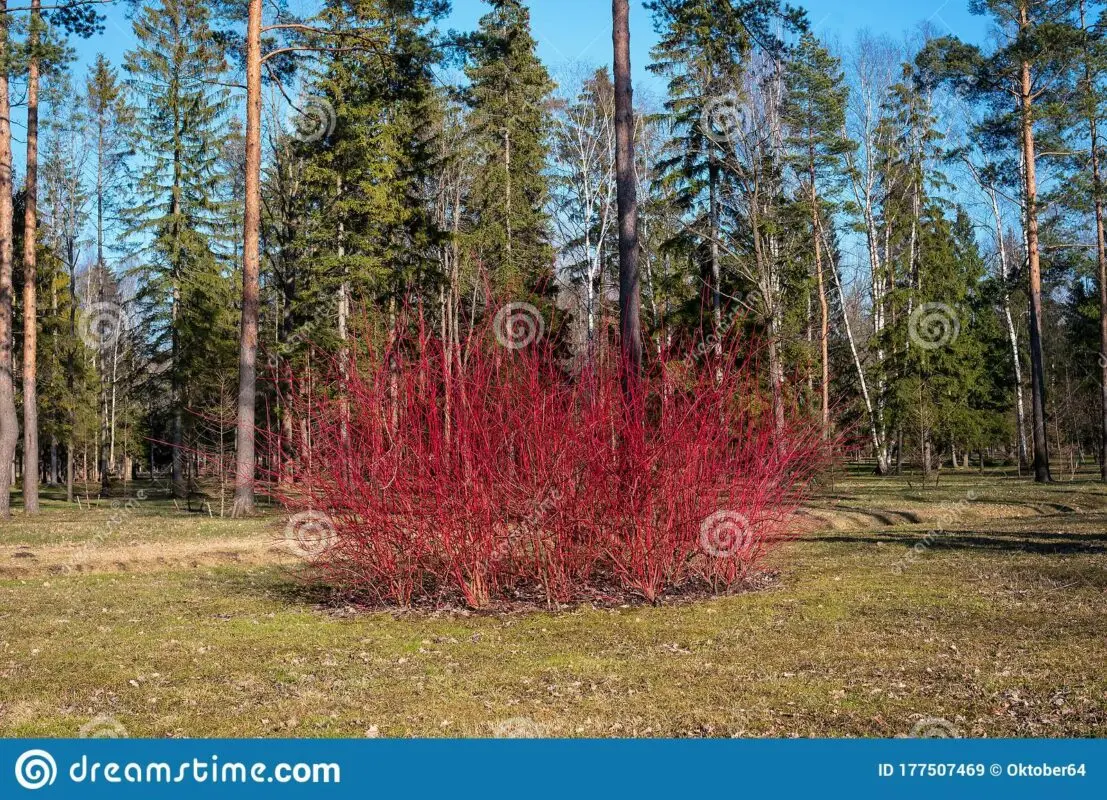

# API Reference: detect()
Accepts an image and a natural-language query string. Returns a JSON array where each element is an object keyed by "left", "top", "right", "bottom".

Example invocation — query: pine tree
[
  {"left": 0, "top": 0, "right": 18, "bottom": 516},
  {"left": 613, "top": 0, "right": 642, "bottom": 382},
  {"left": 918, "top": 0, "right": 1084, "bottom": 482},
  {"left": 783, "top": 32, "right": 853, "bottom": 433},
  {"left": 19, "top": 0, "right": 104, "bottom": 510}
]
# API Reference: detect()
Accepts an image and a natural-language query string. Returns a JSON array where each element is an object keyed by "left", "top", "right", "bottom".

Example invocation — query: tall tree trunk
[
  {"left": 96, "top": 70, "right": 111, "bottom": 491},
  {"left": 109, "top": 335, "right": 119, "bottom": 469},
  {"left": 232, "top": 0, "right": 262, "bottom": 516},
  {"left": 0, "top": 3, "right": 19, "bottom": 518},
  {"left": 1082, "top": 0, "right": 1107, "bottom": 482},
  {"left": 21, "top": 0, "right": 40, "bottom": 512},
  {"left": 1017, "top": 9, "right": 1052, "bottom": 483},
  {"left": 613, "top": 0, "right": 642, "bottom": 384},
  {"left": 810, "top": 173, "right": 830, "bottom": 434},
  {"left": 65, "top": 240, "right": 77, "bottom": 503},
  {"left": 504, "top": 130, "right": 512, "bottom": 275},
  {"left": 708, "top": 160, "right": 722, "bottom": 359},
  {"left": 819, "top": 217, "right": 886, "bottom": 471},
  {"left": 337, "top": 177, "right": 349, "bottom": 446}
]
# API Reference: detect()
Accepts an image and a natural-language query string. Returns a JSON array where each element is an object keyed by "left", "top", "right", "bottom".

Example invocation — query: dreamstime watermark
[
  {"left": 903, "top": 716, "right": 962, "bottom": 738},
  {"left": 699, "top": 510, "right": 752, "bottom": 558},
  {"left": 492, "top": 717, "right": 544, "bottom": 738},
  {"left": 79, "top": 715, "right": 129, "bottom": 739},
  {"left": 284, "top": 511, "right": 337, "bottom": 558},
  {"left": 491, "top": 485, "right": 564, "bottom": 562},
  {"left": 287, "top": 94, "right": 337, "bottom": 143},
  {"left": 892, "top": 490, "right": 978, "bottom": 575},
  {"left": 908, "top": 302, "right": 960, "bottom": 350},
  {"left": 493, "top": 302, "right": 544, "bottom": 350},
  {"left": 700, "top": 93, "right": 750, "bottom": 147},
  {"left": 14, "top": 749, "right": 56, "bottom": 790},
  {"left": 14, "top": 749, "right": 340, "bottom": 789},
  {"left": 683, "top": 290, "right": 763, "bottom": 369},
  {"left": 268, "top": 329, "right": 310, "bottom": 371},
  {"left": 78, "top": 301, "right": 124, "bottom": 350}
]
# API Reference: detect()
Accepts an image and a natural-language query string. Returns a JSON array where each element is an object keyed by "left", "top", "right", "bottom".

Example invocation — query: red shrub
[{"left": 274, "top": 309, "right": 832, "bottom": 608}]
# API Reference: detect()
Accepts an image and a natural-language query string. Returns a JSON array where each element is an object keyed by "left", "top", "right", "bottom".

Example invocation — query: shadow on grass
[
  {"left": 194, "top": 564, "right": 342, "bottom": 608},
  {"left": 810, "top": 528, "right": 1107, "bottom": 555}
]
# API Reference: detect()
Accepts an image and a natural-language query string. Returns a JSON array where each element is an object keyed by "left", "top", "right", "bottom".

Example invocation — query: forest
[
  {"left": 0, "top": 0, "right": 1104, "bottom": 746},
  {"left": 0, "top": 0, "right": 1102, "bottom": 522}
]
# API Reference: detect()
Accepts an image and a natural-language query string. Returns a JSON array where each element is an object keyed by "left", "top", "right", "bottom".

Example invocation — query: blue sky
[
  {"left": 30, "top": 0, "right": 992, "bottom": 173},
  {"left": 434, "top": 0, "right": 990, "bottom": 93},
  {"left": 66, "top": 0, "right": 993, "bottom": 88}
]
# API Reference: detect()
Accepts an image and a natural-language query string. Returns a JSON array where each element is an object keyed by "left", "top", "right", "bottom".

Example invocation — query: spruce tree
[
  {"left": 85, "top": 54, "right": 135, "bottom": 488},
  {"left": 646, "top": 0, "right": 805, "bottom": 361},
  {"left": 123, "top": 0, "right": 237, "bottom": 496},
  {"left": 465, "top": 0, "right": 555, "bottom": 297}
]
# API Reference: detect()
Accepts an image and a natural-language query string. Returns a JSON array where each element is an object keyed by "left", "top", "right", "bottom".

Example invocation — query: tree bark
[
  {"left": 1017, "top": 6, "right": 1052, "bottom": 483},
  {"left": 21, "top": 0, "right": 40, "bottom": 512},
  {"left": 1081, "top": 0, "right": 1107, "bottom": 482},
  {"left": 811, "top": 171, "right": 830, "bottom": 434},
  {"left": 232, "top": 0, "right": 262, "bottom": 516},
  {"left": 819, "top": 216, "right": 886, "bottom": 471},
  {"left": 987, "top": 185, "right": 1030, "bottom": 470},
  {"left": 613, "top": 0, "right": 642, "bottom": 385},
  {"left": 0, "top": 2, "right": 19, "bottom": 517}
]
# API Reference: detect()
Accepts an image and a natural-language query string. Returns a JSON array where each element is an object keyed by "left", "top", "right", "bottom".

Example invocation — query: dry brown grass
[{"left": 0, "top": 471, "right": 1104, "bottom": 738}]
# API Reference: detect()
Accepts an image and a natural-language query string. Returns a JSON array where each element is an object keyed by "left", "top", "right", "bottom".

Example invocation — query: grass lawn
[{"left": 1, "top": 470, "right": 1105, "bottom": 738}]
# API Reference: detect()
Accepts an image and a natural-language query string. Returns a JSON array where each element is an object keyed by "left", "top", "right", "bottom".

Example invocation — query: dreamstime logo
[
  {"left": 907, "top": 717, "right": 962, "bottom": 738},
  {"left": 700, "top": 93, "right": 749, "bottom": 147},
  {"left": 284, "top": 511, "right": 337, "bottom": 557},
  {"left": 492, "top": 717, "right": 544, "bottom": 738},
  {"left": 908, "top": 303, "right": 960, "bottom": 350},
  {"left": 288, "top": 95, "right": 337, "bottom": 143},
  {"left": 699, "top": 510, "right": 752, "bottom": 558},
  {"left": 79, "top": 714, "right": 129, "bottom": 738},
  {"left": 493, "top": 303, "right": 544, "bottom": 350},
  {"left": 78, "top": 301, "right": 124, "bottom": 350},
  {"left": 14, "top": 749, "right": 57, "bottom": 791}
]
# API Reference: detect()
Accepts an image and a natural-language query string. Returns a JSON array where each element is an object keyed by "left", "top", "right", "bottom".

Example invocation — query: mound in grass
[{"left": 273, "top": 307, "right": 834, "bottom": 609}]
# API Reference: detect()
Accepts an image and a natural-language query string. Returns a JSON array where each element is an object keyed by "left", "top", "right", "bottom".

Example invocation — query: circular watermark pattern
[
  {"left": 288, "top": 95, "right": 337, "bottom": 143},
  {"left": 14, "top": 749, "right": 57, "bottom": 790},
  {"left": 700, "top": 93, "right": 749, "bottom": 147},
  {"left": 78, "top": 301, "right": 123, "bottom": 350},
  {"left": 79, "top": 714, "right": 128, "bottom": 738},
  {"left": 492, "top": 717, "right": 543, "bottom": 738},
  {"left": 284, "top": 511, "right": 337, "bottom": 557},
  {"left": 908, "top": 717, "right": 961, "bottom": 738},
  {"left": 493, "top": 303, "right": 544, "bottom": 350},
  {"left": 908, "top": 303, "right": 960, "bottom": 351},
  {"left": 699, "top": 510, "right": 752, "bottom": 558}
]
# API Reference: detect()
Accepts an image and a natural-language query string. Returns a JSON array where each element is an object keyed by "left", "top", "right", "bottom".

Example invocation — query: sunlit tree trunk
[
  {"left": 232, "top": 0, "right": 262, "bottom": 515},
  {"left": 613, "top": 0, "right": 642, "bottom": 384},
  {"left": 22, "top": 0, "right": 41, "bottom": 511},
  {"left": 1018, "top": 3, "right": 1052, "bottom": 483},
  {"left": 0, "top": 1, "right": 19, "bottom": 518}
]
